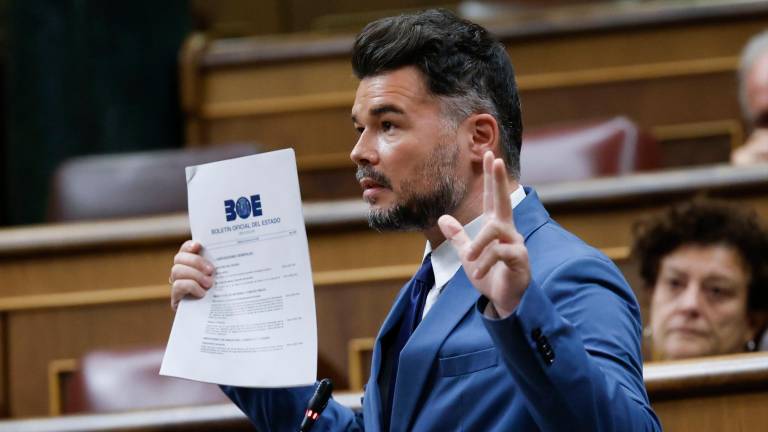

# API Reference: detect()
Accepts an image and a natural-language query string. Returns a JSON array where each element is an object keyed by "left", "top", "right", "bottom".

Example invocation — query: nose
[
  {"left": 350, "top": 130, "right": 378, "bottom": 166},
  {"left": 676, "top": 283, "right": 702, "bottom": 316}
]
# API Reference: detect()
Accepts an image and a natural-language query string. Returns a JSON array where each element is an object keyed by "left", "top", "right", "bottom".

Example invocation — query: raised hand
[
  {"left": 169, "top": 240, "right": 215, "bottom": 310},
  {"left": 438, "top": 151, "right": 530, "bottom": 318}
]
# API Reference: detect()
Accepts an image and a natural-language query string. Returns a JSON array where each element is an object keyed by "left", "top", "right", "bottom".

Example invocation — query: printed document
[{"left": 161, "top": 149, "right": 317, "bottom": 387}]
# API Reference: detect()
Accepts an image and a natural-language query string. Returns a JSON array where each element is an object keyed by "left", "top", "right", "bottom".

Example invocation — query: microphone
[{"left": 299, "top": 378, "right": 334, "bottom": 432}]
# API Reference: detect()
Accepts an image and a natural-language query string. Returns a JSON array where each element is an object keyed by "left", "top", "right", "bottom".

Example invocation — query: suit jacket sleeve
[
  {"left": 221, "top": 384, "right": 364, "bottom": 431},
  {"left": 478, "top": 255, "right": 661, "bottom": 431}
]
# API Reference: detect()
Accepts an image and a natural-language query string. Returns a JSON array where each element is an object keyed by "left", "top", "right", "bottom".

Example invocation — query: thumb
[{"left": 438, "top": 215, "right": 470, "bottom": 249}]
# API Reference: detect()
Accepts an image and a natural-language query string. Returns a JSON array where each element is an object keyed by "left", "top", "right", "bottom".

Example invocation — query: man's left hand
[{"left": 438, "top": 151, "right": 531, "bottom": 318}]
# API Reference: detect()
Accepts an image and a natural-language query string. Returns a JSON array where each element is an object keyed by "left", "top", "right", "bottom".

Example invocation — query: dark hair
[
  {"left": 351, "top": 9, "right": 523, "bottom": 177},
  {"left": 631, "top": 199, "right": 768, "bottom": 312}
]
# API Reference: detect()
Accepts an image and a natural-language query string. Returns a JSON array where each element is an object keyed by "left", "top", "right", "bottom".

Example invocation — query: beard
[{"left": 356, "top": 138, "right": 466, "bottom": 232}]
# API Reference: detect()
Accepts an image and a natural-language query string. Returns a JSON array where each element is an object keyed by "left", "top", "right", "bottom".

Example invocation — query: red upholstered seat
[
  {"left": 520, "top": 117, "right": 660, "bottom": 185},
  {"left": 64, "top": 347, "right": 227, "bottom": 414},
  {"left": 48, "top": 143, "right": 258, "bottom": 222}
]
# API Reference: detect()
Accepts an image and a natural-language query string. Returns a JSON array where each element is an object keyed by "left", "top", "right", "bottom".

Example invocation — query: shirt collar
[{"left": 424, "top": 185, "right": 526, "bottom": 290}]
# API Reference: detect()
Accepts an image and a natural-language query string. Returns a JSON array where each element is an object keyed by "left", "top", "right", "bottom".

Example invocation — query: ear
[{"left": 464, "top": 113, "right": 500, "bottom": 163}]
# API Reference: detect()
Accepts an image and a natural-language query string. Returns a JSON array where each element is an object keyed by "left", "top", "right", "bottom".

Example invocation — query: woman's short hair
[{"left": 631, "top": 199, "right": 768, "bottom": 312}]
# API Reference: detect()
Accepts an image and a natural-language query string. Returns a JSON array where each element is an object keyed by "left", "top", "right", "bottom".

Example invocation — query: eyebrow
[
  {"left": 662, "top": 266, "right": 740, "bottom": 283},
  {"left": 351, "top": 104, "right": 405, "bottom": 124}
]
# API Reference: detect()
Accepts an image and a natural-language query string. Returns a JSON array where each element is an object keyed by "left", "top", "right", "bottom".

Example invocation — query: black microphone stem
[{"left": 299, "top": 378, "right": 334, "bottom": 432}]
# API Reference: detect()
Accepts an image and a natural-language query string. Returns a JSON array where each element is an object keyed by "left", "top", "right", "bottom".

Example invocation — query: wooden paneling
[
  {"left": 0, "top": 403, "right": 254, "bottom": 432},
  {"left": 315, "top": 278, "right": 404, "bottom": 386},
  {"left": 0, "top": 276, "right": 408, "bottom": 417},
  {"left": 7, "top": 302, "right": 174, "bottom": 418},
  {"left": 3, "top": 353, "right": 768, "bottom": 431},
  {"left": 180, "top": 0, "right": 768, "bottom": 189},
  {"left": 0, "top": 164, "right": 767, "bottom": 417},
  {"left": 190, "top": 0, "right": 285, "bottom": 37},
  {"left": 646, "top": 352, "right": 768, "bottom": 431},
  {"left": 655, "top": 394, "right": 768, "bottom": 432},
  {"left": 0, "top": 247, "right": 178, "bottom": 298}
]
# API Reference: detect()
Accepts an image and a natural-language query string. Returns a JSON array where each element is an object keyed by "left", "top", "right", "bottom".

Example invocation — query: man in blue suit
[{"left": 170, "top": 9, "right": 661, "bottom": 431}]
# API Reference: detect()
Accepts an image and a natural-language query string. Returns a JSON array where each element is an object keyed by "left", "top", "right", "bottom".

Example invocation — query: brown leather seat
[
  {"left": 63, "top": 346, "right": 228, "bottom": 414},
  {"left": 520, "top": 117, "right": 660, "bottom": 185},
  {"left": 48, "top": 143, "right": 259, "bottom": 222}
]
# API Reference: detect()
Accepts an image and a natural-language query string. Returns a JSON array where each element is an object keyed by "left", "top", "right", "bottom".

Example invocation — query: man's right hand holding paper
[{"left": 169, "top": 240, "right": 215, "bottom": 310}]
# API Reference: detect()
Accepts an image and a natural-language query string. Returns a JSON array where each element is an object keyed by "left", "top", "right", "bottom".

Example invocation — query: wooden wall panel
[
  {"left": 503, "top": 18, "right": 768, "bottom": 74},
  {"left": 2, "top": 352, "right": 768, "bottom": 431},
  {"left": 0, "top": 164, "right": 766, "bottom": 417},
  {"left": 0, "top": 246, "right": 178, "bottom": 297},
  {"left": 177, "top": 2, "right": 768, "bottom": 202},
  {"left": 307, "top": 228, "right": 423, "bottom": 272},
  {"left": 315, "top": 279, "right": 405, "bottom": 387},
  {"left": 6, "top": 301, "right": 175, "bottom": 418},
  {"left": 194, "top": 63, "right": 746, "bottom": 196},
  {"left": 0, "top": 277, "right": 410, "bottom": 417},
  {"left": 521, "top": 69, "right": 740, "bottom": 130},
  {"left": 201, "top": 68, "right": 743, "bottom": 172},
  {"left": 205, "top": 109, "right": 356, "bottom": 159},
  {"left": 654, "top": 391, "right": 768, "bottom": 431},
  {"left": 202, "top": 59, "right": 354, "bottom": 104}
]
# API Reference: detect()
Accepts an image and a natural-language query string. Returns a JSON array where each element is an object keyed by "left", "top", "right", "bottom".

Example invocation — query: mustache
[{"left": 355, "top": 166, "right": 393, "bottom": 189}]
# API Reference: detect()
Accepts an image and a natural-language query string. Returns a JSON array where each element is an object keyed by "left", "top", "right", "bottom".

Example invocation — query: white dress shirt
[{"left": 421, "top": 185, "right": 526, "bottom": 319}]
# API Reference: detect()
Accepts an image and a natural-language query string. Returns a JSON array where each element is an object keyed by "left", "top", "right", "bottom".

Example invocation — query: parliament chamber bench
[
  {"left": 0, "top": 352, "right": 766, "bottom": 432},
  {"left": 0, "top": 163, "right": 766, "bottom": 418},
  {"left": 180, "top": 0, "right": 768, "bottom": 196}
]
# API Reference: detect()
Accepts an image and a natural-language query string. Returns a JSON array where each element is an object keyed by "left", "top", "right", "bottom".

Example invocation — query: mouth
[
  {"left": 355, "top": 166, "right": 393, "bottom": 203},
  {"left": 360, "top": 178, "right": 388, "bottom": 201},
  {"left": 360, "top": 177, "right": 383, "bottom": 190},
  {"left": 667, "top": 327, "right": 708, "bottom": 338}
]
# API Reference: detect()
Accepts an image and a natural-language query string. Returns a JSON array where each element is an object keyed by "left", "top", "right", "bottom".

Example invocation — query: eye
[
  {"left": 381, "top": 121, "right": 394, "bottom": 132},
  {"left": 705, "top": 285, "right": 733, "bottom": 301},
  {"left": 665, "top": 277, "right": 684, "bottom": 291},
  {"left": 355, "top": 126, "right": 364, "bottom": 135}
]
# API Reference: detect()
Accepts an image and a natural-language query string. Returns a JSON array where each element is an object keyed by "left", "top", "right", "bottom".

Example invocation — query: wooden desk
[
  {"left": 0, "top": 353, "right": 766, "bottom": 431},
  {"left": 0, "top": 163, "right": 766, "bottom": 417},
  {"left": 0, "top": 392, "right": 361, "bottom": 432},
  {"left": 182, "top": 0, "right": 768, "bottom": 199},
  {"left": 646, "top": 352, "right": 768, "bottom": 431}
]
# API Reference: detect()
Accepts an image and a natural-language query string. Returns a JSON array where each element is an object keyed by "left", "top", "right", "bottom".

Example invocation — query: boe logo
[{"left": 224, "top": 194, "right": 262, "bottom": 221}]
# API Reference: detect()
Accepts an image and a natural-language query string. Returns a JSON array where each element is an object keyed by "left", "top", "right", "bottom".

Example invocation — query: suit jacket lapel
[
  {"left": 366, "top": 281, "right": 412, "bottom": 430},
  {"left": 515, "top": 187, "right": 550, "bottom": 241},
  {"left": 389, "top": 269, "right": 480, "bottom": 432}
]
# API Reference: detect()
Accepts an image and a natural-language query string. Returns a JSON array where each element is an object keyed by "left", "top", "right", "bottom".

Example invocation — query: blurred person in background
[
  {"left": 733, "top": 30, "right": 768, "bottom": 165},
  {"left": 632, "top": 199, "right": 768, "bottom": 360}
]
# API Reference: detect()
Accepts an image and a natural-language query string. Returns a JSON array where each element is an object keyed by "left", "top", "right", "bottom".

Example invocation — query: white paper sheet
[{"left": 160, "top": 149, "right": 317, "bottom": 387}]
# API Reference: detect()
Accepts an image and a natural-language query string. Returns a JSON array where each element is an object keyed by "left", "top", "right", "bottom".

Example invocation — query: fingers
[
  {"left": 170, "top": 240, "right": 213, "bottom": 310},
  {"left": 171, "top": 279, "right": 208, "bottom": 310},
  {"left": 482, "top": 151, "right": 515, "bottom": 228},
  {"left": 466, "top": 219, "right": 515, "bottom": 261},
  {"left": 179, "top": 239, "right": 202, "bottom": 254},
  {"left": 174, "top": 250, "right": 215, "bottom": 275},
  {"left": 483, "top": 152, "right": 495, "bottom": 216},
  {"left": 171, "top": 262, "right": 213, "bottom": 289},
  {"left": 438, "top": 215, "right": 471, "bottom": 249},
  {"left": 492, "top": 159, "right": 512, "bottom": 222},
  {"left": 471, "top": 238, "right": 528, "bottom": 280}
]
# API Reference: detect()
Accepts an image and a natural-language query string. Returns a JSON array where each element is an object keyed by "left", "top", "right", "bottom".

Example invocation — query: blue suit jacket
[{"left": 222, "top": 188, "right": 661, "bottom": 431}]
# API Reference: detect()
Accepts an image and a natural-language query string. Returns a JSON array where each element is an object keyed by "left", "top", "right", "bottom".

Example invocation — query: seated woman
[{"left": 632, "top": 200, "right": 768, "bottom": 360}]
